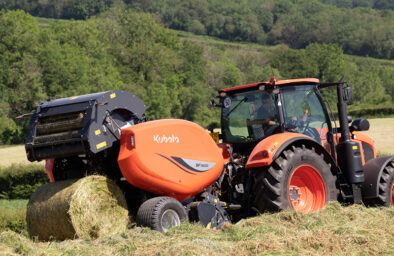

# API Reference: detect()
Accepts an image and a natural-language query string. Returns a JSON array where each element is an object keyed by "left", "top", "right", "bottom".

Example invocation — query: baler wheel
[
  {"left": 253, "top": 145, "right": 338, "bottom": 213},
  {"left": 136, "top": 196, "right": 187, "bottom": 232}
]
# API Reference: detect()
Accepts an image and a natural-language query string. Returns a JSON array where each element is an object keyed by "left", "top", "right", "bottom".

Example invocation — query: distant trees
[
  {"left": 126, "top": 0, "right": 393, "bottom": 59},
  {"left": 0, "top": 10, "right": 42, "bottom": 143},
  {"left": 0, "top": 9, "right": 392, "bottom": 144},
  {"left": 0, "top": 9, "right": 213, "bottom": 143},
  {"left": 1, "top": 0, "right": 393, "bottom": 58},
  {"left": 0, "top": 0, "right": 118, "bottom": 19},
  {"left": 321, "top": 0, "right": 394, "bottom": 10}
]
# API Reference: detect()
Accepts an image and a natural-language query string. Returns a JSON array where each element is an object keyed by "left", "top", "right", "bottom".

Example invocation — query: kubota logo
[{"left": 153, "top": 134, "right": 180, "bottom": 144}]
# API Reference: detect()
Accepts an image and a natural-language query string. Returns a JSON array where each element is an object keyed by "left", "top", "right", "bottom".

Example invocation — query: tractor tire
[
  {"left": 365, "top": 161, "right": 393, "bottom": 207},
  {"left": 253, "top": 145, "right": 338, "bottom": 213},
  {"left": 136, "top": 196, "right": 187, "bottom": 232}
]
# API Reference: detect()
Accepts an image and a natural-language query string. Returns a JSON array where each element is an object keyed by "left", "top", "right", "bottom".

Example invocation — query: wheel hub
[
  {"left": 161, "top": 209, "right": 180, "bottom": 232},
  {"left": 289, "top": 186, "right": 302, "bottom": 202},
  {"left": 288, "top": 165, "right": 326, "bottom": 213}
]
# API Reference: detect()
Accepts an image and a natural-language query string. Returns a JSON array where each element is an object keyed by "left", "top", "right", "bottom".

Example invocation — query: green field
[
  {"left": 363, "top": 118, "right": 394, "bottom": 155},
  {"left": 0, "top": 201, "right": 392, "bottom": 255},
  {"left": 0, "top": 118, "right": 393, "bottom": 255},
  {"left": 0, "top": 146, "right": 43, "bottom": 167},
  {"left": 0, "top": 200, "right": 27, "bottom": 235}
]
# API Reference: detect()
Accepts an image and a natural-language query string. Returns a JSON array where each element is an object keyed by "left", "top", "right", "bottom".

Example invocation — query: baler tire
[
  {"left": 253, "top": 145, "right": 338, "bottom": 213},
  {"left": 136, "top": 196, "right": 187, "bottom": 233}
]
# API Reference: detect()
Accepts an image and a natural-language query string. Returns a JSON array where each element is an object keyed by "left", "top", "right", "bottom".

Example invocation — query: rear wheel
[
  {"left": 392, "top": 183, "right": 394, "bottom": 206},
  {"left": 136, "top": 196, "right": 187, "bottom": 232},
  {"left": 253, "top": 145, "right": 338, "bottom": 213},
  {"left": 373, "top": 161, "right": 393, "bottom": 207}
]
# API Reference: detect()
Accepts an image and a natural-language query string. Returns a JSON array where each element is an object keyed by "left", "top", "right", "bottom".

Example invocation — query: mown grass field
[
  {"left": 0, "top": 118, "right": 392, "bottom": 255},
  {"left": 0, "top": 145, "right": 42, "bottom": 167},
  {"left": 362, "top": 118, "right": 394, "bottom": 156},
  {"left": 0, "top": 200, "right": 27, "bottom": 235},
  {"left": 0, "top": 201, "right": 393, "bottom": 256}
]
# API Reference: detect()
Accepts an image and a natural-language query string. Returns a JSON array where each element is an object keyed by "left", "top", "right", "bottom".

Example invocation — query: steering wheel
[
  {"left": 302, "top": 126, "right": 322, "bottom": 144},
  {"left": 285, "top": 117, "right": 304, "bottom": 131},
  {"left": 300, "top": 119, "right": 310, "bottom": 133}
]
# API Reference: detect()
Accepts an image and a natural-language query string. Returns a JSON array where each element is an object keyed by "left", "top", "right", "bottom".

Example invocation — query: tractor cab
[{"left": 219, "top": 77, "right": 331, "bottom": 155}]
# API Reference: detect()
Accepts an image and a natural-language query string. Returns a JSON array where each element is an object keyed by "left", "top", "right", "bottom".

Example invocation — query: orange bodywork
[
  {"left": 352, "top": 132, "right": 376, "bottom": 165},
  {"left": 330, "top": 132, "right": 376, "bottom": 165},
  {"left": 220, "top": 78, "right": 320, "bottom": 92},
  {"left": 246, "top": 132, "right": 312, "bottom": 168},
  {"left": 118, "top": 119, "right": 225, "bottom": 202}
]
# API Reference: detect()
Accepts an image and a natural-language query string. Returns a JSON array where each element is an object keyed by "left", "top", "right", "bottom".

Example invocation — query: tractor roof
[{"left": 219, "top": 78, "right": 320, "bottom": 93}]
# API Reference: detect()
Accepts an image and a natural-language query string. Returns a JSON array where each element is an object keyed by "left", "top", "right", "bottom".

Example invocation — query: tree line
[
  {"left": 0, "top": 9, "right": 392, "bottom": 144},
  {"left": 1, "top": 0, "right": 393, "bottom": 59}
]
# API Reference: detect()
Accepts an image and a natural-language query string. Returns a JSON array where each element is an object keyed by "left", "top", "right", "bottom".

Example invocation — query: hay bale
[{"left": 26, "top": 175, "right": 129, "bottom": 241}]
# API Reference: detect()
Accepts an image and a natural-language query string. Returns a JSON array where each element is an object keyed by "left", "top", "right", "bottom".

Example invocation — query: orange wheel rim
[{"left": 289, "top": 165, "right": 326, "bottom": 213}]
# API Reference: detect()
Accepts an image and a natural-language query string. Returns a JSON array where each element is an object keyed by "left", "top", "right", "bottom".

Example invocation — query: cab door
[{"left": 280, "top": 85, "right": 330, "bottom": 146}]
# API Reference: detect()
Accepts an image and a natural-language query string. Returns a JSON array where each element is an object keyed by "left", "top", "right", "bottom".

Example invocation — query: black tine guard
[{"left": 25, "top": 90, "right": 146, "bottom": 162}]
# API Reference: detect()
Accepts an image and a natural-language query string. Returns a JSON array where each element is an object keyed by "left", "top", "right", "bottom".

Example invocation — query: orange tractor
[{"left": 25, "top": 77, "right": 393, "bottom": 232}]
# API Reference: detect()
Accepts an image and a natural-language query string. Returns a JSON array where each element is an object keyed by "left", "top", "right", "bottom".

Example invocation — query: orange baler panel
[{"left": 118, "top": 119, "right": 225, "bottom": 201}]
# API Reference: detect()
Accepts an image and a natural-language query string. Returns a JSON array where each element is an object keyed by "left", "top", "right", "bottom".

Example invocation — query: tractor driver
[
  {"left": 249, "top": 92, "right": 278, "bottom": 139},
  {"left": 286, "top": 100, "right": 311, "bottom": 131}
]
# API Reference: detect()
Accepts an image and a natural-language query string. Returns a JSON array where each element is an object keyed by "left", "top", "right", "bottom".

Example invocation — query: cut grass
[
  {"left": 0, "top": 202, "right": 392, "bottom": 255},
  {"left": 27, "top": 176, "right": 129, "bottom": 241},
  {"left": 363, "top": 118, "right": 394, "bottom": 155},
  {"left": 0, "top": 200, "right": 28, "bottom": 235},
  {"left": 0, "top": 145, "right": 43, "bottom": 167}
]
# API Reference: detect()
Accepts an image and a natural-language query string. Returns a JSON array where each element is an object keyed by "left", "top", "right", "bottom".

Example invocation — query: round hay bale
[{"left": 27, "top": 175, "right": 129, "bottom": 241}]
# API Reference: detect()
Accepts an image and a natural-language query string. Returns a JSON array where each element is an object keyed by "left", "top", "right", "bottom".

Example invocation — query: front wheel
[
  {"left": 136, "top": 196, "right": 188, "bottom": 232},
  {"left": 253, "top": 145, "right": 338, "bottom": 213}
]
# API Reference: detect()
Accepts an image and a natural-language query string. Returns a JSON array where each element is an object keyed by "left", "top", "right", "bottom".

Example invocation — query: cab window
[
  {"left": 281, "top": 86, "right": 328, "bottom": 143},
  {"left": 221, "top": 90, "right": 279, "bottom": 143}
]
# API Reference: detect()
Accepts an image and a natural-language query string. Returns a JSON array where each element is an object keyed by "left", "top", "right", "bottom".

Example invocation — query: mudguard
[
  {"left": 362, "top": 156, "right": 394, "bottom": 199},
  {"left": 246, "top": 132, "right": 334, "bottom": 169},
  {"left": 118, "top": 119, "right": 225, "bottom": 202}
]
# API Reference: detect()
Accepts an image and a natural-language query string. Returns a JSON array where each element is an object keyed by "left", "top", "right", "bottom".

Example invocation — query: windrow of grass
[{"left": 0, "top": 202, "right": 392, "bottom": 256}]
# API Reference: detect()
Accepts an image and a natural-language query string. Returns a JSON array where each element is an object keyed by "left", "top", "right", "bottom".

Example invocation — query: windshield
[
  {"left": 281, "top": 85, "right": 329, "bottom": 143},
  {"left": 221, "top": 90, "right": 279, "bottom": 143}
]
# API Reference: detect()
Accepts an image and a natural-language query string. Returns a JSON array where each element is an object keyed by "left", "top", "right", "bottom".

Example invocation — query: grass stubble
[
  {"left": 0, "top": 118, "right": 393, "bottom": 255},
  {"left": 0, "top": 202, "right": 392, "bottom": 256}
]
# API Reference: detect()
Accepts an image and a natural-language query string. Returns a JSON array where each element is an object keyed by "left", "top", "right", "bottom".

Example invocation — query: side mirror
[
  {"left": 344, "top": 87, "right": 353, "bottom": 105},
  {"left": 350, "top": 118, "right": 370, "bottom": 132}
]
